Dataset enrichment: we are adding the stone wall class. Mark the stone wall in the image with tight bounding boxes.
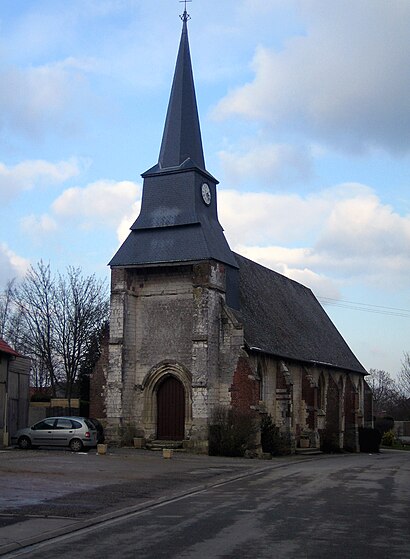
[102,261,370,453]
[252,356,367,452]
[104,261,247,449]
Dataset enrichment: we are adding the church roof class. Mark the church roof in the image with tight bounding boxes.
[233,253,367,374]
[109,222,238,268]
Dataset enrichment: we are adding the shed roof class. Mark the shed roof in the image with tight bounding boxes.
[233,253,366,374]
[0,338,20,357]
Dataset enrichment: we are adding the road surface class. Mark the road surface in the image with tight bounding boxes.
[5,451,410,559]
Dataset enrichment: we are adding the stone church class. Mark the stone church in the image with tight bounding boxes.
[93,11,372,452]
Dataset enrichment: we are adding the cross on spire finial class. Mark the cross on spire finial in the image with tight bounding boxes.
[180,0,191,22]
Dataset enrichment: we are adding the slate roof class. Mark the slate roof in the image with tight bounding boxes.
[109,222,238,268]
[144,17,206,176]
[0,338,20,357]
[109,16,237,270]
[233,253,367,374]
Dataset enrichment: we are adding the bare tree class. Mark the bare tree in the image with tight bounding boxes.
[12,262,60,394]
[367,369,399,416]
[397,352,410,398]
[393,352,410,420]
[53,267,109,399]
[11,261,109,398]
[0,279,16,340]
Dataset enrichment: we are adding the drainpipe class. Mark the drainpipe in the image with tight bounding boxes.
[2,359,10,446]
[2,355,16,447]
[3,390,8,446]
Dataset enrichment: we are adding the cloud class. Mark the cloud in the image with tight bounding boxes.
[0,158,83,203]
[318,192,410,259]
[116,213,137,244]
[0,243,29,287]
[219,142,312,186]
[17,178,141,246]
[218,183,410,294]
[235,243,341,299]
[51,179,141,231]
[214,1,410,153]
[0,58,94,141]
[17,178,141,252]
[218,188,329,245]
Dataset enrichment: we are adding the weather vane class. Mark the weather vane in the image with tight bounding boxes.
[180,0,192,22]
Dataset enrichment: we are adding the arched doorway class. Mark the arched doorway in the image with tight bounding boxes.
[156,375,185,440]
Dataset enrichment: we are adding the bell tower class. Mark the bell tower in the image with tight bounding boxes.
[110,11,237,271]
[105,9,240,450]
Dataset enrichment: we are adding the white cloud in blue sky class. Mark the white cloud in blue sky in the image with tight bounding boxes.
[1,0,409,375]
[214,1,410,154]
[0,158,82,202]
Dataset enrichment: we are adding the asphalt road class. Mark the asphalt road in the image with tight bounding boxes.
[4,451,410,559]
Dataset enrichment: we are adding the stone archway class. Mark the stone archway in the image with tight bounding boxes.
[141,362,192,440]
[156,375,185,440]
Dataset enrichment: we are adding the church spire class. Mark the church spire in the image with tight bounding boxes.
[109,8,237,273]
[157,9,205,171]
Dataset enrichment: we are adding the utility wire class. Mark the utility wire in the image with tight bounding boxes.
[318,297,410,318]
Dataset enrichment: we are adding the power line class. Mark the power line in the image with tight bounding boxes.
[318,297,410,318]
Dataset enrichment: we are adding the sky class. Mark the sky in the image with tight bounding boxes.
[1,0,409,376]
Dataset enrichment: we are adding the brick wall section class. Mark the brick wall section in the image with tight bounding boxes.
[230,356,260,412]
[217,305,244,409]
[89,326,110,419]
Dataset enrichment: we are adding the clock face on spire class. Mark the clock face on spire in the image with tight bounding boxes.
[201,183,211,206]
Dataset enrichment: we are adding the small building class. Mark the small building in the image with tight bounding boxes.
[95,11,371,452]
[0,339,30,446]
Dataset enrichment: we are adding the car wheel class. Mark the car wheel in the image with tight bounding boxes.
[18,436,32,450]
[69,438,83,452]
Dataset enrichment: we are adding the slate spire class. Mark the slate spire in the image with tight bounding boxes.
[157,14,205,172]
[109,10,238,277]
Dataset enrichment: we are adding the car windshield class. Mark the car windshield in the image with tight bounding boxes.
[84,418,96,430]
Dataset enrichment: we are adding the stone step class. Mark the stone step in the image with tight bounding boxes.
[295,447,323,456]
[146,440,187,451]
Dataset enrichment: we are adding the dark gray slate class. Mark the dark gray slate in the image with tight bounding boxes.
[110,223,237,268]
[233,253,366,374]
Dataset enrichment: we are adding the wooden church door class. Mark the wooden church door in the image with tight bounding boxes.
[156,376,185,440]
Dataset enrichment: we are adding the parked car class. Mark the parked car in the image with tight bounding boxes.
[12,417,98,452]
[398,436,410,446]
